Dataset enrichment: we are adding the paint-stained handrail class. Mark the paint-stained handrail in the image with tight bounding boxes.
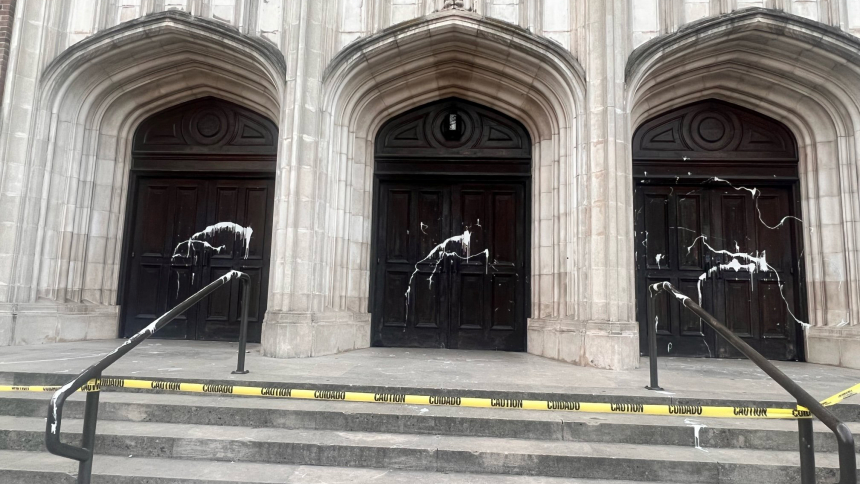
[650,282,857,484]
[45,271,251,484]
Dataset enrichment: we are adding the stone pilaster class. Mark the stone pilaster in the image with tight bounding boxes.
[262,0,370,358]
[528,0,639,370]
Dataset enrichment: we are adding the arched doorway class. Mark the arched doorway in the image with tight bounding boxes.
[120,97,277,342]
[633,100,807,360]
[371,98,531,351]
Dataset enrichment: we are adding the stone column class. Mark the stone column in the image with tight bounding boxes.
[262,0,370,359]
[578,0,638,369]
[528,0,639,370]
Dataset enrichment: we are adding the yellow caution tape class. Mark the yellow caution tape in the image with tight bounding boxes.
[0,385,64,392]
[2,378,857,420]
[819,382,860,407]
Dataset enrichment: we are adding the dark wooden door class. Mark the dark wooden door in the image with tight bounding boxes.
[124,178,207,339]
[635,184,800,359]
[635,184,717,358]
[123,177,274,342]
[709,186,799,359]
[373,181,526,350]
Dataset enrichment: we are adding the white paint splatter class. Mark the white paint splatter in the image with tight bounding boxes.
[405,229,489,320]
[173,222,254,260]
[685,419,708,452]
[655,254,665,270]
[420,222,429,234]
[710,177,803,230]
[684,237,809,329]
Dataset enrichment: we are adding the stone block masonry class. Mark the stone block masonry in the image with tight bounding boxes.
[0,0,14,106]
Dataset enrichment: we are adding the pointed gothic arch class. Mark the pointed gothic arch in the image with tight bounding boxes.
[626,8,860,365]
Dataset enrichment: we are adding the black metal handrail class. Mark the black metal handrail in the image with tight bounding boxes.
[649,282,857,484]
[45,271,251,484]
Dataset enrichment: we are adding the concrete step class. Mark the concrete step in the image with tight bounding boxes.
[0,450,676,484]
[2,392,859,453]
[1,416,858,484]
[7,370,860,422]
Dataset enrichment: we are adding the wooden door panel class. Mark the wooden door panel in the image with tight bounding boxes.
[676,194,705,271]
[711,185,798,359]
[760,280,789,339]
[198,179,274,342]
[491,192,517,266]
[677,278,704,336]
[386,190,411,263]
[382,271,410,328]
[123,177,273,342]
[491,274,517,330]
[244,187,270,261]
[724,279,754,337]
[450,183,525,351]
[458,273,485,330]
[373,181,526,351]
[374,183,449,347]
[123,179,206,339]
[635,185,716,357]
[209,185,240,261]
[644,192,670,271]
[139,185,170,256]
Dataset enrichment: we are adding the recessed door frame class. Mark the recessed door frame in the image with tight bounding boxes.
[369,98,533,351]
[632,99,809,361]
[633,176,808,360]
[118,97,278,341]
[117,171,276,341]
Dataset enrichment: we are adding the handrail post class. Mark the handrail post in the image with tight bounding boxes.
[232,273,251,375]
[77,374,101,484]
[798,417,815,484]
[646,316,663,391]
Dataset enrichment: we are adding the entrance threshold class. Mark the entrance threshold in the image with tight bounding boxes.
[2,340,859,406]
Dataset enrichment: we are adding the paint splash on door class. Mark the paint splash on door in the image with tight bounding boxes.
[710,177,804,230]
[173,222,254,260]
[404,229,490,321]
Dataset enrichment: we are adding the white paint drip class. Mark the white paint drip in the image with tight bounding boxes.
[685,236,809,329]
[173,222,254,260]
[685,419,708,452]
[710,177,804,230]
[655,254,665,270]
[405,229,490,320]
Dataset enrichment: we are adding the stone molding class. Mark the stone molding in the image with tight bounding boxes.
[627,7,860,83]
[261,311,371,358]
[806,325,860,369]
[527,319,640,370]
[41,10,286,82]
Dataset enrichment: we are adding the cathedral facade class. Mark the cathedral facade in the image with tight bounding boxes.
[1,0,859,369]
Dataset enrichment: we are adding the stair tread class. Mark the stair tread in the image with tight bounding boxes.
[0,450,676,484]
[3,415,857,469]
[3,391,857,434]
